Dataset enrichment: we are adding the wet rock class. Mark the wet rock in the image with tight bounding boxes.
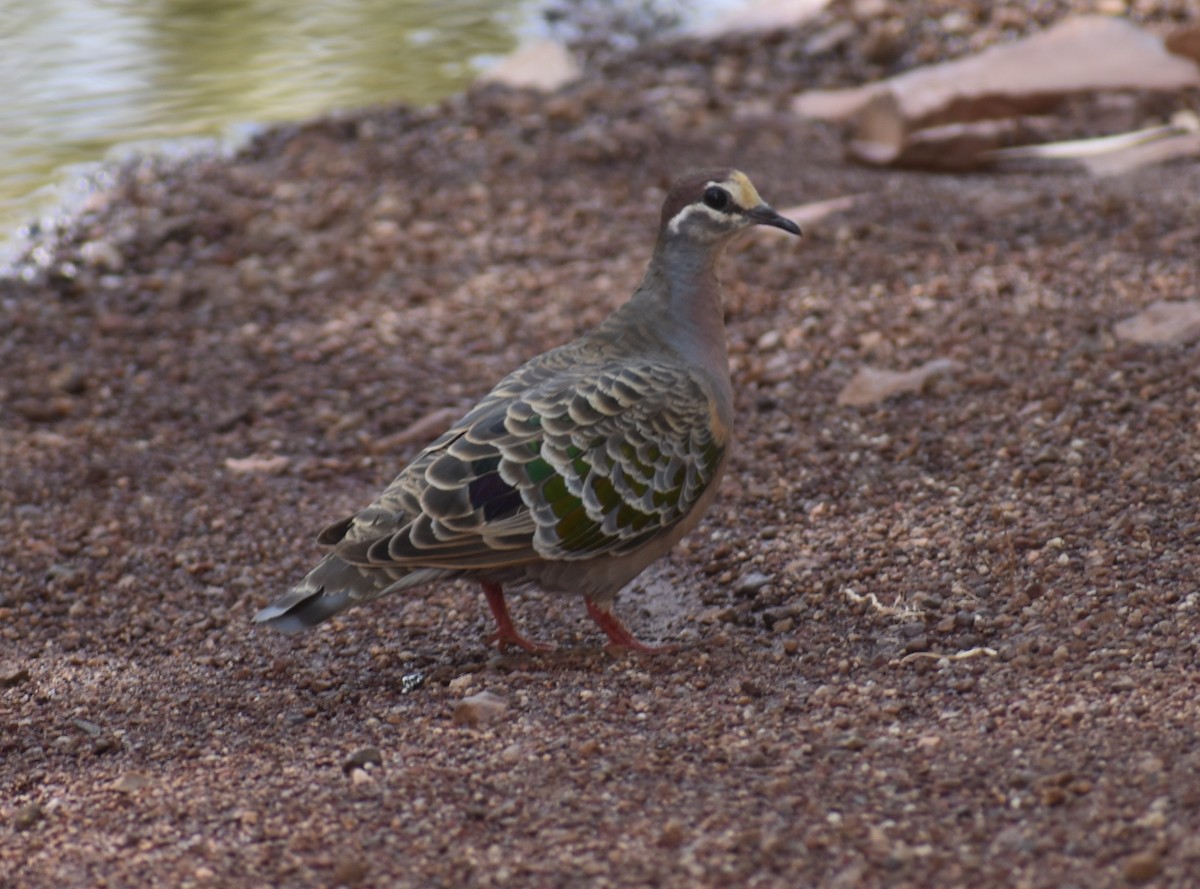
[479,40,579,92]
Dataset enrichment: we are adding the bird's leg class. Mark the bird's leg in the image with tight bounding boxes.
[585,597,678,654]
[481,582,554,653]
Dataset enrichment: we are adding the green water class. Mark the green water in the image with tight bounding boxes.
[0,0,525,237]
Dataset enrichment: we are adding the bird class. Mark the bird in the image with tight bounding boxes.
[254,168,801,653]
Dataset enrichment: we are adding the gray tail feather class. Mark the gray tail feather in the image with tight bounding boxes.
[253,554,447,634]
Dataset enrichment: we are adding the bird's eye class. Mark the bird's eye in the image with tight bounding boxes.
[703,186,730,211]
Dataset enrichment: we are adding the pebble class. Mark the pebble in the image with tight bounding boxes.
[1123,850,1163,883]
[72,718,102,737]
[111,772,152,794]
[332,859,368,886]
[903,634,931,655]
[1,666,30,688]
[657,819,687,848]
[447,673,475,692]
[735,571,772,596]
[452,691,509,727]
[576,739,602,758]
[341,746,384,775]
[13,802,42,831]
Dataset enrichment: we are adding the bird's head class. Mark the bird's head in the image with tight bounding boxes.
[659,169,802,245]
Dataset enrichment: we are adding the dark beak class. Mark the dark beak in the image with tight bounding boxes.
[746,203,802,236]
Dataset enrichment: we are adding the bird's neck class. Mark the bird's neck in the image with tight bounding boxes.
[603,235,732,392]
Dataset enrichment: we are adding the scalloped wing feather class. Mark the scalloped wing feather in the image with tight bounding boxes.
[323,351,728,573]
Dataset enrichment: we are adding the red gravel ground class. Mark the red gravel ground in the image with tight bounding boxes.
[4,3,1200,886]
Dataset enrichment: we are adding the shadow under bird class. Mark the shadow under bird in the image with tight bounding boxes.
[254,168,801,652]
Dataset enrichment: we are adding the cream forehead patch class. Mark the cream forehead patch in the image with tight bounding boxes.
[709,170,762,209]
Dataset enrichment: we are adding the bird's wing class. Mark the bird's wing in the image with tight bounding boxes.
[319,357,728,571]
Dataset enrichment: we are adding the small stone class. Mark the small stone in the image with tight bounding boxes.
[224,454,290,475]
[735,571,772,596]
[92,734,123,755]
[80,240,124,272]
[773,617,794,634]
[194,866,215,881]
[577,739,602,758]
[399,672,425,695]
[13,802,42,831]
[447,674,475,692]
[740,680,766,698]
[837,360,963,407]
[657,819,687,848]
[332,859,367,886]
[1040,786,1066,807]
[452,690,509,727]
[1123,850,1162,884]
[72,718,103,737]
[479,39,579,92]
[903,635,931,655]
[111,772,153,793]
[341,746,383,775]
[1,665,30,688]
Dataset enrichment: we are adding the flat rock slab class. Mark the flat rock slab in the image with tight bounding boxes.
[795,15,1200,168]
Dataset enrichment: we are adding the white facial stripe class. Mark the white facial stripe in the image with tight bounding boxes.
[667,202,739,235]
[665,171,765,235]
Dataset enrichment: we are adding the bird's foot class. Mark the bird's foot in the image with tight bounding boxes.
[585,597,678,654]
[485,627,556,654]
[482,581,554,653]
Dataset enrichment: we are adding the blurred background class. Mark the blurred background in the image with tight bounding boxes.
[0,0,744,242]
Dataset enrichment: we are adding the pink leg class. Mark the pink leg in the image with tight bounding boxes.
[481,582,554,653]
[585,597,677,654]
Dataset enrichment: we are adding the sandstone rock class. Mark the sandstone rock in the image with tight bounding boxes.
[837,359,963,407]
[479,40,579,92]
[1114,301,1200,346]
[688,0,828,38]
[794,16,1200,170]
[452,690,509,727]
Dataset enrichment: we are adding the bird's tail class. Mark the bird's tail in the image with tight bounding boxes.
[252,553,444,634]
